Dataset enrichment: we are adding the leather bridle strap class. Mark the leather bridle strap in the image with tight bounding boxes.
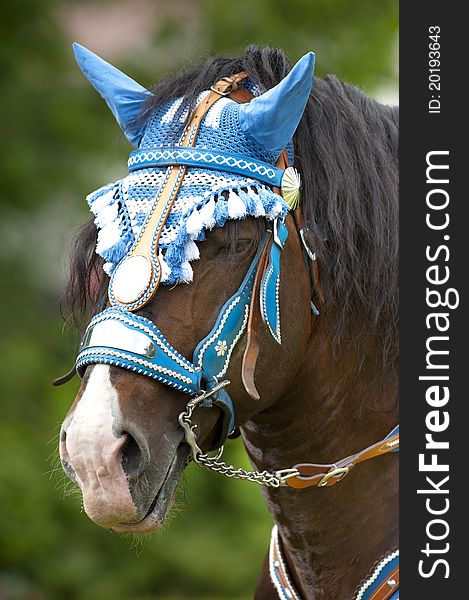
[286,430,399,489]
[241,231,272,400]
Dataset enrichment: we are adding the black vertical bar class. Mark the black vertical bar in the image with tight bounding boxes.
[400,2,465,597]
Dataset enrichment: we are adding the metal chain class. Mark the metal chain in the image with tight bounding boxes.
[178,382,299,488]
[195,453,298,488]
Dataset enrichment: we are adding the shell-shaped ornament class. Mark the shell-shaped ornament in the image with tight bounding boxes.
[281,167,301,210]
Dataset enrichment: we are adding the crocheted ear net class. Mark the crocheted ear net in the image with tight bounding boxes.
[87,89,292,285]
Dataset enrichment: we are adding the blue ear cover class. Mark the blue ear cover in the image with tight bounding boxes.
[73,43,152,146]
[238,52,315,154]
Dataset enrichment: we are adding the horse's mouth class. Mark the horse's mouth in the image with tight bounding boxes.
[112,443,189,534]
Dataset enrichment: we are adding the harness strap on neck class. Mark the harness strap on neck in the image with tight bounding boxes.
[286,427,399,489]
[269,524,301,600]
[270,523,400,600]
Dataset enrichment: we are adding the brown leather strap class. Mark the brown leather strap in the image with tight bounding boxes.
[286,432,399,489]
[368,565,399,600]
[241,234,272,399]
[291,204,325,307]
[112,72,250,310]
[52,364,78,387]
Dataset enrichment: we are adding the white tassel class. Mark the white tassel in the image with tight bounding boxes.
[180,261,193,283]
[89,188,116,214]
[96,221,121,253]
[227,190,246,219]
[158,253,171,282]
[94,202,119,228]
[103,262,113,275]
[198,197,216,229]
[186,208,204,237]
[184,240,200,261]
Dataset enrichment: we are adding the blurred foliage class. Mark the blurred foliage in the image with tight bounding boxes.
[0,1,397,599]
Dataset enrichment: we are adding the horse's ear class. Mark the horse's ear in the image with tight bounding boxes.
[238,52,315,154]
[73,43,152,147]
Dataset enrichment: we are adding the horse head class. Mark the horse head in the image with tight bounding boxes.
[59,45,316,532]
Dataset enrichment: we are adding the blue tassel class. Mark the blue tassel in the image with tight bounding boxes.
[239,188,257,214]
[101,238,127,263]
[214,199,229,227]
[134,212,146,226]
[120,226,134,253]
[165,242,186,268]
[259,188,277,214]
[165,223,188,268]
[167,265,182,284]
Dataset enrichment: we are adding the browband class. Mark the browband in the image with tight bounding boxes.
[128,146,285,188]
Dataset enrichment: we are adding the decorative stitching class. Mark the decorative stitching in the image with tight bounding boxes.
[354,550,399,600]
[261,264,282,344]
[215,304,250,379]
[76,348,194,387]
[86,309,195,372]
[269,525,300,600]
[128,147,282,184]
[196,296,242,368]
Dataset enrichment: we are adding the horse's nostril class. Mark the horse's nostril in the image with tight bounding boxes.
[121,432,145,478]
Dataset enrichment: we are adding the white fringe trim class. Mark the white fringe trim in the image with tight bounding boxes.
[184,240,200,261]
[227,190,247,218]
[186,207,204,238]
[96,221,121,254]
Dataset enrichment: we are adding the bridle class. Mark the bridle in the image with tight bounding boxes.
[68,70,400,599]
[74,71,399,489]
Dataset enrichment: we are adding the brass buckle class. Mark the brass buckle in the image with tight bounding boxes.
[211,77,238,96]
[317,466,350,487]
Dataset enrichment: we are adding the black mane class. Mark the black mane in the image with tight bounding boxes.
[66,45,398,370]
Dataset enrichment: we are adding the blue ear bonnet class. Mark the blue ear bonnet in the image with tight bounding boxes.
[76,44,314,285]
[88,93,292,284]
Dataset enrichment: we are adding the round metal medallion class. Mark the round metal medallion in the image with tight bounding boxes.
[111,254,153,304]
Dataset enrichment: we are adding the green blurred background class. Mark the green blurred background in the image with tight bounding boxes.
[0,1,398,599]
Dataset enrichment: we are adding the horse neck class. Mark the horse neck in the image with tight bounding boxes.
[241,315,399,599]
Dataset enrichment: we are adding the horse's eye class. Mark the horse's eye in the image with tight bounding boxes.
[215,239,253,257]
[233,239,253,253]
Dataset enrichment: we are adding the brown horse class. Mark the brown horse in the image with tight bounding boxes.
[59,45,398,599]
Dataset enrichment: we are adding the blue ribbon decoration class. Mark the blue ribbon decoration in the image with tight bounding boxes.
[260,219,289,344]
